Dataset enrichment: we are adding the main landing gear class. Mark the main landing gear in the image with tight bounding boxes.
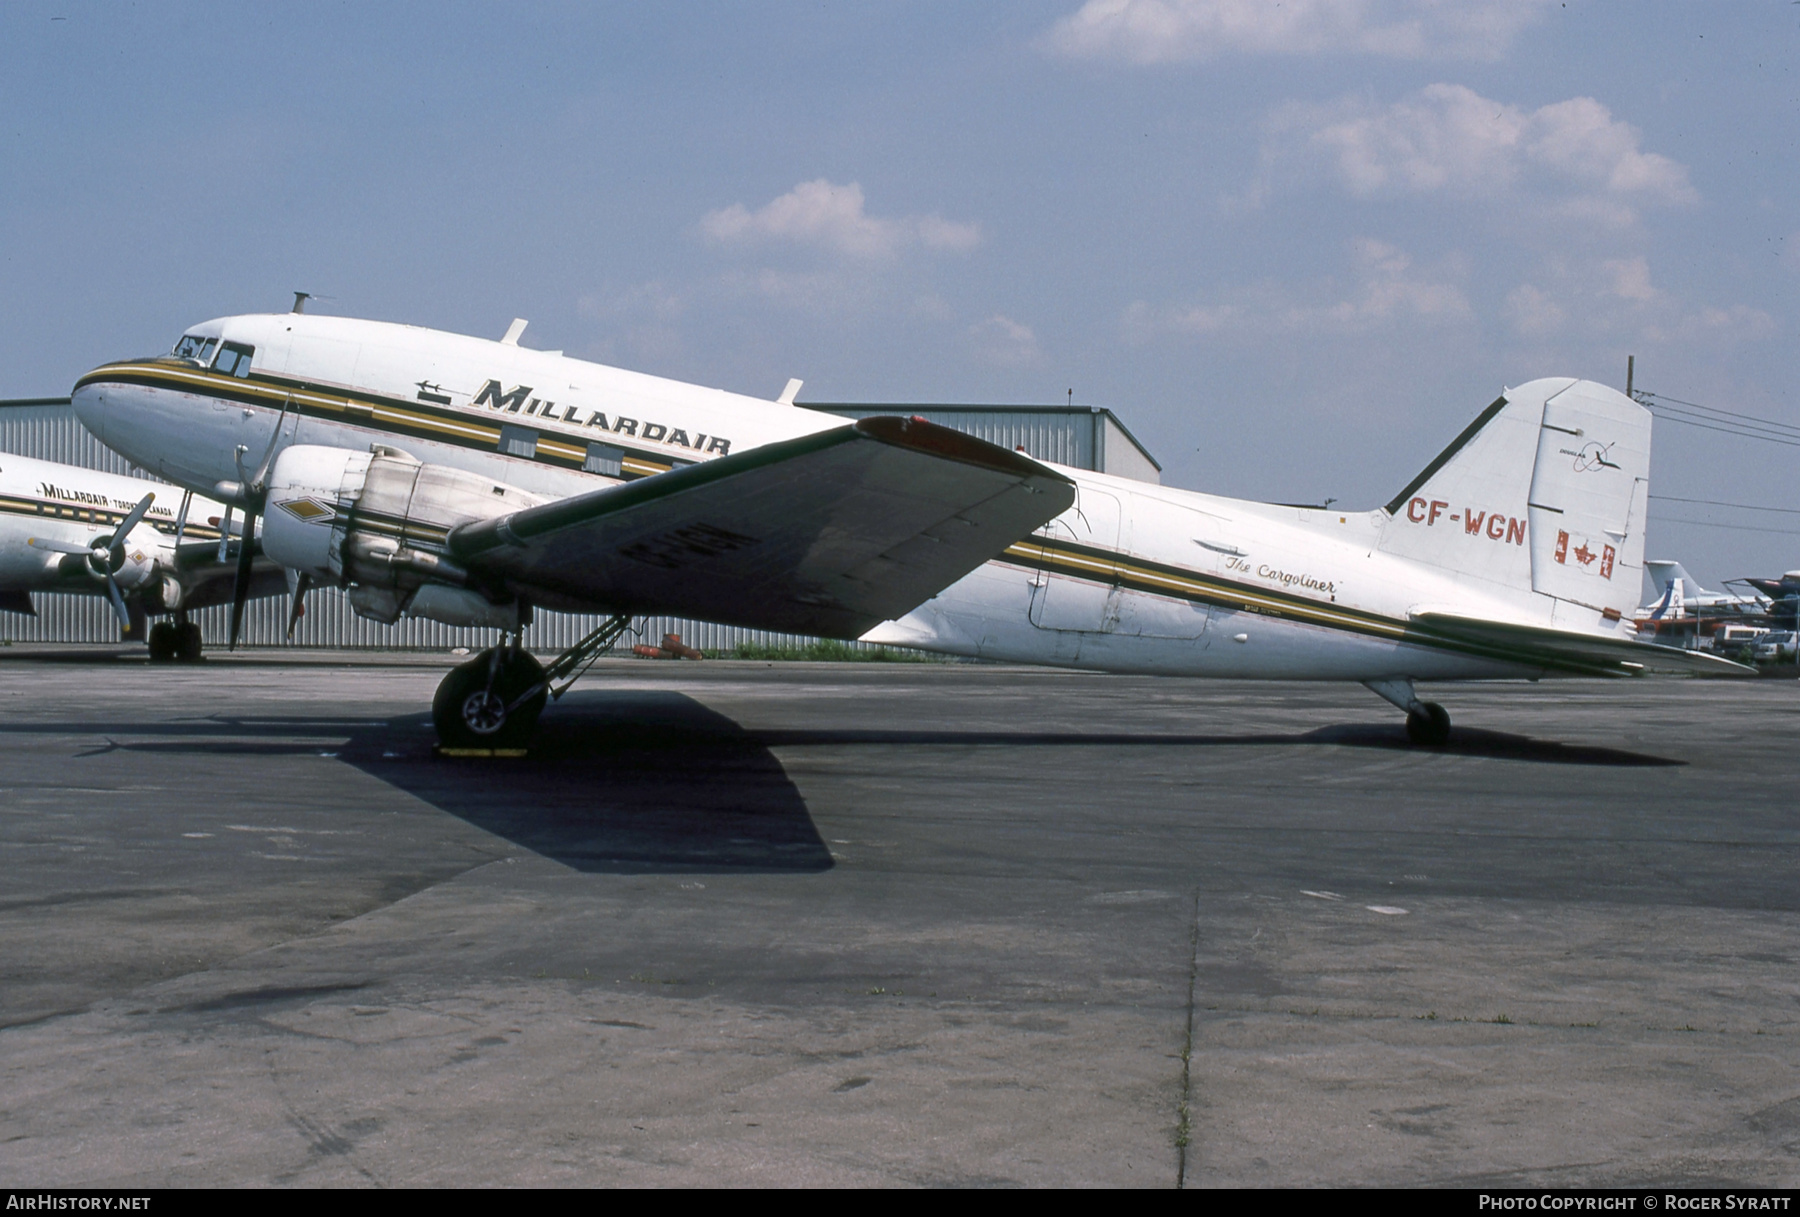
[1363,678,1452,747]
[146,616,204,663]
[431,613,634,751]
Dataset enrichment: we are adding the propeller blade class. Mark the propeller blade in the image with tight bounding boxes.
[107,492,157,568]
[112,493,156,546]
[228,510,257,650]
[217,505,233,565]
[174,489,192,546]
[104,575,131,628]
[250,397,294,489]
[27,536,94,556]
[285,571,312,640]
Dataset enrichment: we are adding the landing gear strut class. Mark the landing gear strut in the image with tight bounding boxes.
[1364,678,1452,747]
[431,614,634,750]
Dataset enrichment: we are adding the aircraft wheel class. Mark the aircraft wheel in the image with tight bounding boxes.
[146,622,177,663]
[432,649,547,750]
[174,622,204,663]
[1405,702,1452,747]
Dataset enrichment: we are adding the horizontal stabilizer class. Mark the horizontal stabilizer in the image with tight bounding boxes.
[451,416,1077,637]
[1410,611,1754,678]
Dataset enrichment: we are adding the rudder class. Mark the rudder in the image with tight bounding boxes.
[1377,378,1650,627]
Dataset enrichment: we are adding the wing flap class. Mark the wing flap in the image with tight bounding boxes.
[1411,610,1754,677]
[450,416,1076,637]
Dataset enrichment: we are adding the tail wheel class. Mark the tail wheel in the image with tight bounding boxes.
[432,648,548,749]
[1405,702,1452,747]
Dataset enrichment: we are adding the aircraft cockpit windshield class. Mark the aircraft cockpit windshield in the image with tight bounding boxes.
[170,334,254,377]
[211,341,255,378]
[171,334,216,365]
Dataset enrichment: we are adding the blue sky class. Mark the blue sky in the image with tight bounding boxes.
[4,1,1794,585]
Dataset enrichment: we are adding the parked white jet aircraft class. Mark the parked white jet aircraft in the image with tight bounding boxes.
[1641,560,1769,617]
[72,308,1741,748]
[71,309,1077,745]
[0,452,283,659]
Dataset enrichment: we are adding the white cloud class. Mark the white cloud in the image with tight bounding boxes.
[1126,237,1470,342]
[700,179,981,262]
[1502,284,1565,337]
[1602,256,1657,303]
[1502,258,1773,347]
[1041,0,1551,64]
[1261,85,1696,218]
[968,314,1042,366]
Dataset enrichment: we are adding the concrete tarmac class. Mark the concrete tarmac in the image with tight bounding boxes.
[0,648,1796,1188]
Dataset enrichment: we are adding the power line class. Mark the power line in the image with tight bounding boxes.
[1649,515,1800,537]
[1635,390,1800,448]
[1637,391,1800,437]
[1650,495,1800,515]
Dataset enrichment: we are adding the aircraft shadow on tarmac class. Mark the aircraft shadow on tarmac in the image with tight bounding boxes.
[725,722,1683,768]
[353,692,840,874]
[36,686,1680,874]
[53,692,837,875]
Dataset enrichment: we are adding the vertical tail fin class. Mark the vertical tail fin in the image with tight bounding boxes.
[1378,377,1651,627]
[1645,559,1707,600]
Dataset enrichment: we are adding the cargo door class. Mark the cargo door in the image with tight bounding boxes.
[1028,487,1122,632]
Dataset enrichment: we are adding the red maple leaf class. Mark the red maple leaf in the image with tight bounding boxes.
[1574,542,1595,565]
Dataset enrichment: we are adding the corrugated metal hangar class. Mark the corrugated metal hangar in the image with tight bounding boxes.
[0,396,1162,651]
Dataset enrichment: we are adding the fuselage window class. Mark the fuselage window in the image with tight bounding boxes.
[583,442,623,477]
[213,341,256,378]
[498,424,538,459]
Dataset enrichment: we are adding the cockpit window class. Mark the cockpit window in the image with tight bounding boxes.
[212,341,255,378]
[172,334,209,360]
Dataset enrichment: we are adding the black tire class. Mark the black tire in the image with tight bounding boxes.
[432,649,548,750]
[1405,701,1452,747]
[146,622,177,663]
[174,622,204,663]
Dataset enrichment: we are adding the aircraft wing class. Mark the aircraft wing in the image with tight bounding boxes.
[1409,611,1755,677]
[448,416,1077,637]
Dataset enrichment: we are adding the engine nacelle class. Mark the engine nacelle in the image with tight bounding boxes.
[85,522,166,591]
[262,445,545,626]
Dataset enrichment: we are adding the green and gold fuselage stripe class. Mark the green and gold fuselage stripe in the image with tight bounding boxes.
[0,491,222,540]
[999,535,1625,677]
[74,361,682,481]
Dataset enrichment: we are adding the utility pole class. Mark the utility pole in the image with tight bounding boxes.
[1626,354,1635,399]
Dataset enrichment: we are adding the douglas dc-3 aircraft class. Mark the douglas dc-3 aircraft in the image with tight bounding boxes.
[0,451,283,659]
[71,308,1078,745]
[71,306,1743,748]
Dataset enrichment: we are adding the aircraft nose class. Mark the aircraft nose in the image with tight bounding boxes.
[70,376,109,443]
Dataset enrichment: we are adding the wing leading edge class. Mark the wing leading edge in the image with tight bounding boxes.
[449,416,1077,637]
[1409,611,1754,677]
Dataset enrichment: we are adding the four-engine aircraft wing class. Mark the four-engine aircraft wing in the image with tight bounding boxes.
[448,416,1076,638]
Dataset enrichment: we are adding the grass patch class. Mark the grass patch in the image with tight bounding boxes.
[727,640,938,662]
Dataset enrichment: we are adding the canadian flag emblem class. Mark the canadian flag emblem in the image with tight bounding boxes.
[1554,531,1616,579]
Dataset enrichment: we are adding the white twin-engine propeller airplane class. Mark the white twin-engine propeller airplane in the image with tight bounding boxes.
[72,311,1079,746]
[71,308,1744,748]
[0,451,285,659]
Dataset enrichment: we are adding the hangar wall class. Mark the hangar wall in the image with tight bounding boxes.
[0,397,1162,650]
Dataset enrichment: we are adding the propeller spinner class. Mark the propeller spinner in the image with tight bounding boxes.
[28,492,157,627]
